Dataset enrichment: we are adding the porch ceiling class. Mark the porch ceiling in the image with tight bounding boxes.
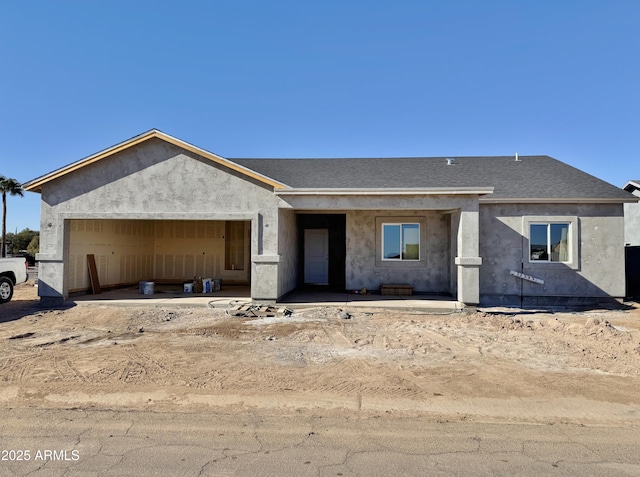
[277,189,489,211]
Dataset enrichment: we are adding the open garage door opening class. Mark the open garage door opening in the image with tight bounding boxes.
[66,219,251,296]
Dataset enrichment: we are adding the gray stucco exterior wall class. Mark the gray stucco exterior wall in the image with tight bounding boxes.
[31,134,628,309]
[277,208,298,298]
[36,138,284,304]
[344,210,450,293]
[479,203,626,306]
[624,187,640,246]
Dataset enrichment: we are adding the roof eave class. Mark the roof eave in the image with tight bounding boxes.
[275,187,495,196]
[479,197,639,204]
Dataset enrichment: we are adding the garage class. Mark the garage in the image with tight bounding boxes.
[23,130,288,305]
[66,219,250,294]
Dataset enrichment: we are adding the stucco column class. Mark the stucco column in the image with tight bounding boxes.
[35,206,68,306]
[250,213,281,302]
[454,204,482,306]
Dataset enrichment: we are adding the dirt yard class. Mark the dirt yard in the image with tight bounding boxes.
[2,282,640,425]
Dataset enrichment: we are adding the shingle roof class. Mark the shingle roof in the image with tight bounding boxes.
[231,155,633,200]
[22,128,635,203]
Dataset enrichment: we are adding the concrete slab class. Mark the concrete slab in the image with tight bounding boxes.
[70,285,461,312]
[280,290,462,312]
[72,284,251,308]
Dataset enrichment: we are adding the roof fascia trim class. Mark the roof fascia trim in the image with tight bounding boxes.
[23,129,288,192]
[480,197,639,204]
[275,187,495,196]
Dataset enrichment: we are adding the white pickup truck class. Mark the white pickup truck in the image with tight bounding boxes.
[0,257,29,303]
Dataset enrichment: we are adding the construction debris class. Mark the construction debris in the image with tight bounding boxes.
[226,303,293,318]
[337,310,351,320]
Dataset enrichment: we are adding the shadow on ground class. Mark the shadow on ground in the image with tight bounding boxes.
[0,299,76,324]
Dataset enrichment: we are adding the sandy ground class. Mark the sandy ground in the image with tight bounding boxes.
[1,282,640,425]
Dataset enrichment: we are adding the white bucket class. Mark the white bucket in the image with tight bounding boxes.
[202,278,212,293]
[183,283,193,293]
[139,281,154,295]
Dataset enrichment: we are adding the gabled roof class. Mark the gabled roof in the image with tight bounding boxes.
[23,130,635,203]
[232,155,634,201]
[23,129,288,192]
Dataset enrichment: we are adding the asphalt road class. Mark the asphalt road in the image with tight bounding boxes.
[1,408,639,476]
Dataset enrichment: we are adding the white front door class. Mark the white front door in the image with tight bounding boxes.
[304,229,329,285]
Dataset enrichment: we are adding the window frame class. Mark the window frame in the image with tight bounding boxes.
[381,222,421,262]
[523,216,579,270]
[529,222,571,263]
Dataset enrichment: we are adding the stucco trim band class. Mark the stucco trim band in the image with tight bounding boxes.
[252,255,281,263]
[35,253,60,261]
[455,257,483,266]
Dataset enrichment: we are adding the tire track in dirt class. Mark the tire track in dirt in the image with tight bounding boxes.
[354,358,425,399]
[119,359,147,384]
[418,329,480,358]
[324,328,353,347]
[304,357,419,400]
[65,359,89,382]
[52,355,102,384]
[261,318,469,400]
[296,319,476,400]
[0,354,43,383]
[92,366,122,383]
[123,345,203,387]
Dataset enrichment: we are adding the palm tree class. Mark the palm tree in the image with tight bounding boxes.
[0,176,24,257]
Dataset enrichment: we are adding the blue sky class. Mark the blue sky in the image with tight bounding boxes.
[1,1,638,232]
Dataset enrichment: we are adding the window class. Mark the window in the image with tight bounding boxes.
[382,223,420,260]
[530,223,570,262]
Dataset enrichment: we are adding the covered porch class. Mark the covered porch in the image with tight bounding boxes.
[277,187,491,308]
